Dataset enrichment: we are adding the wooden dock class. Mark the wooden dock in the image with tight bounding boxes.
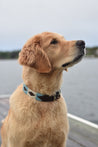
[0,97,98,147]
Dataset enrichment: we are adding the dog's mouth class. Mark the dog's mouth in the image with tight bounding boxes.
[62,53,84,69]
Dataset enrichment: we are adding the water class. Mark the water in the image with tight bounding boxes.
[0,58,98,124]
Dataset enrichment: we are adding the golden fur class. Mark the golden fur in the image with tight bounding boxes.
[1,32,84,147]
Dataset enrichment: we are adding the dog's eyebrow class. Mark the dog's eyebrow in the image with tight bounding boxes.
[62,36,66,40]
[58,35,65,39]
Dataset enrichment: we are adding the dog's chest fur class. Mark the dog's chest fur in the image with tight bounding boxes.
[9,85,68,147]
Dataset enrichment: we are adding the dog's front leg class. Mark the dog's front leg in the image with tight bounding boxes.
[1,124,8,147]
[1,110,11,147]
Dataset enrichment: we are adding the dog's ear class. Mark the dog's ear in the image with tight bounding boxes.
[18,36,52,73]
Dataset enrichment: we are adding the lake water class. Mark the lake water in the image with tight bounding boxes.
[0,58,98,124]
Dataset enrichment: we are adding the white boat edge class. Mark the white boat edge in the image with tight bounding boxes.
[0,95,11,98]
[68,113,98,129]
[0,95,98,129]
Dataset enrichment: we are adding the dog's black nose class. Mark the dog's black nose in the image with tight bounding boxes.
[76,40,85,49]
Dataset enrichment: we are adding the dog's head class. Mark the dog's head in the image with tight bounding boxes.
[19,32,85,73]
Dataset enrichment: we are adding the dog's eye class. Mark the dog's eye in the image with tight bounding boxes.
[50,39,58,45]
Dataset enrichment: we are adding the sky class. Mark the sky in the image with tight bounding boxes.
[0,0,98,51]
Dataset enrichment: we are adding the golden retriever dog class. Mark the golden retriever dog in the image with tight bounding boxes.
[1,32,85,147]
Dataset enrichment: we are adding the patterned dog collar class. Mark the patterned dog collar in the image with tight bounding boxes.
[23,83,61,102]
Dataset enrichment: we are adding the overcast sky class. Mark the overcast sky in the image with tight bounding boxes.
[0,0,98,51]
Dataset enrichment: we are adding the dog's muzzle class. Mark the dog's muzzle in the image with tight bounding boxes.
[62,40,86,68]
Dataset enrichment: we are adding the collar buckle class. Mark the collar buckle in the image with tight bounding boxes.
[54,95,57,101]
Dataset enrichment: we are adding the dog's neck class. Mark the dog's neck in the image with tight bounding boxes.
[22,66,63,95]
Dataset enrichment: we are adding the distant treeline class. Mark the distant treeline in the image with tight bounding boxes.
[0,47,98,59]
[0,50,20,59]
[86,47,98,57]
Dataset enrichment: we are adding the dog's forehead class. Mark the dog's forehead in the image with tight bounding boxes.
[24,32,65,47]
[41,32,64,40]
